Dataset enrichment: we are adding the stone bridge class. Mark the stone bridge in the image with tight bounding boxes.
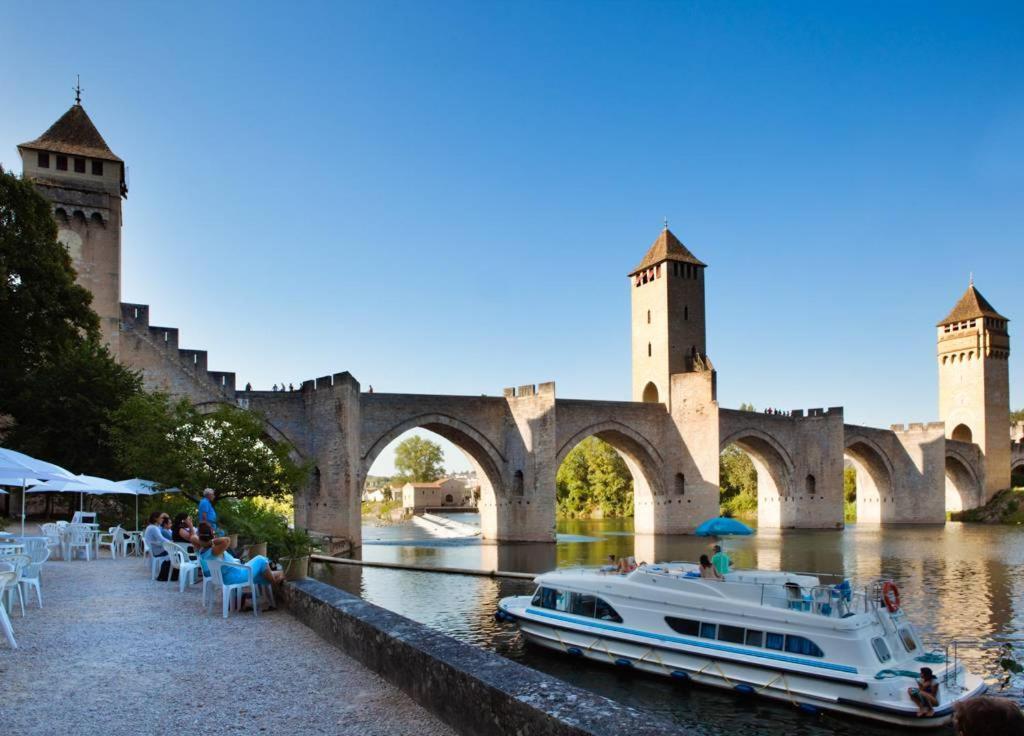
[121,301,992,550]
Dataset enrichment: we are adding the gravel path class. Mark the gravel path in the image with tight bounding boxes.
[1,551,457,736]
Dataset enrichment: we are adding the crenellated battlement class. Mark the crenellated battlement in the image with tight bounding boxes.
[297,371,359,392]
[118,301,238,404]
[503,382,555,399]
[889,421,946,434]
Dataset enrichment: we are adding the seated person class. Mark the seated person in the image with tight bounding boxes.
[602,554,617,572]
[143,511,168,558]
[908,667,940,717]
[699,554,724,580]
[159,514,173,540]
[172,514,198,547]
[196,522,284,598]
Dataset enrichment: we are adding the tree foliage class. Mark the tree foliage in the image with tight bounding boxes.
[111,395,307,501]
[1011,408,1024,424]
[556,437,633,518]
[0,169,139,472]
[719,445,758,516]
[393,435,445,484]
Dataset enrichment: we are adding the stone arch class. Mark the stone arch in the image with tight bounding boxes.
[719,427,795,528]
[642,381,659,403]
[945,451,981,514]
[1011,458,1024,487]
[844,435,896,523]
[361,412,506,536]
[556,419,666,533]
[951,423,973,443]
[54,207,68,221]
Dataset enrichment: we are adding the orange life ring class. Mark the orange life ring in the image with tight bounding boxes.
[882,581,901,613]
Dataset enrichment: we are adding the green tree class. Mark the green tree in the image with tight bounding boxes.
[556,437,634,518]
[738,402,757,412]
[393,435,445,483]
[5,339,141,477]
[0,169,99,396]
[1010,408,1024,423]
[719,445,758,515]
[112,397,307,501]
[844,465,857,503]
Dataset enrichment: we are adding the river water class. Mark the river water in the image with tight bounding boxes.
[312,517,1024,735]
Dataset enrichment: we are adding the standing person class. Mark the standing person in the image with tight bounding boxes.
[198,488,219,533]
[711,544,731,577]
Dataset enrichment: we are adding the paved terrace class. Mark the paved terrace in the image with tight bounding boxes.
[2,552,455,736]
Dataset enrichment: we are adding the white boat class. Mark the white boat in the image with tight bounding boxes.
[497,563,986,728]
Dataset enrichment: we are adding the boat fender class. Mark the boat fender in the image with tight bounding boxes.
[733,684,755,695]
[670,670,690,681]
[566,647,583,657]
[882,581,901,613]
[797,703,819,715]
[494,610,506,622]
[614,658,633,668]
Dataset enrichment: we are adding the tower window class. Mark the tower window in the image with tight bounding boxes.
[56,155,68,171]
[684,306,689,321]
[91,160,103,176]
[73,157,86,173]
[647,310,651,324]
[37,152,49,168]
[648,342,652,357]
[806,475,816,494]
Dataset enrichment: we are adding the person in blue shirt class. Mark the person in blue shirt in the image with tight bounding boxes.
[198,488,219,532]
[196,522,283,606]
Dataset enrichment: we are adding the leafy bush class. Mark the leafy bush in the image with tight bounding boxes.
[216,497,289,544]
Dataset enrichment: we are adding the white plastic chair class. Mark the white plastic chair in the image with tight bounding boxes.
[98,526,125,559]
[141,536,167,579]
[0,570,17,648]
[205,558,261,618]
[0,554,30,617]
[66,525,93,561]
[18,545,49,609]
[40,523,62,560]
[167,543,200,592]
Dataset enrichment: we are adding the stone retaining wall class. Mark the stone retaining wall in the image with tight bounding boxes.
[284,578,689,736]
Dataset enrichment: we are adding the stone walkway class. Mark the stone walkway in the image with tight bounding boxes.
[1,552,456,736]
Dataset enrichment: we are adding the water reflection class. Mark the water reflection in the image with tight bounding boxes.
[315,518,1024,735]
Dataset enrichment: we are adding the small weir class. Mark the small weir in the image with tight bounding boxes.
[411,512,481,538]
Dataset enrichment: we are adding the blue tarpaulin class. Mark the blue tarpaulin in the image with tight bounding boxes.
[694,516,754,536]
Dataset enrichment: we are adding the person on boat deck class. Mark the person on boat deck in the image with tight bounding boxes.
[196,522,284,594]
[699,554,724,580]
[908,667,939,717]
[711,544,731,576]
[603,554,617,572]
[953,695,1024,735]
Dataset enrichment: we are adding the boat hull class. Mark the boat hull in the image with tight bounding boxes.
[505,607,986,729]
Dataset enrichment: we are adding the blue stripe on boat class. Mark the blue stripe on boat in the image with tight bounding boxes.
[524,608,859,675]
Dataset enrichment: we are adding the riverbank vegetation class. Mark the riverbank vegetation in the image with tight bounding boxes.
[952,488,1024,524]
[557,437,633,518]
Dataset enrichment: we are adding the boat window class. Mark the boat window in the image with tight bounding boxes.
[872,637,892,663]
[555,590,571,612]
[766,633,784,650]
[898,627,919,653]
[665,617,700,636]
[531,587,542,606]
[717,625,745,644]
[570,593,597,618]
[595,598,623,623]
[533,587,559,610]
[700,622,717,639]
[784,635,824,657]
[745,630,763,647]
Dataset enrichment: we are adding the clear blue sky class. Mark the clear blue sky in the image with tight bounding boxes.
[2,2,1022,474]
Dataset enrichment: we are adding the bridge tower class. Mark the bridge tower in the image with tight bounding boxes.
[629,226,708,409]
[937,281,1011,501]
[18,96,127,357]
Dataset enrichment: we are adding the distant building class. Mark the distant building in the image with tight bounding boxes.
[402,478,470,511]
[362,488,391,503]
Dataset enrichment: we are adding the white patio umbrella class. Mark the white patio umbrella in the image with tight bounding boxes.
[116,479,181,530]
[0,448,78,534]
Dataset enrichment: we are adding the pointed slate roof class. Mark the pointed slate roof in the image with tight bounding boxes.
[18,104,122,162]
[629,228,706,275]
[938,283,1007,326]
